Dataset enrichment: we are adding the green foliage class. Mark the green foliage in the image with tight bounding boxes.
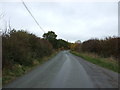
[43,31,58,49]
[57,39,70,49]
[71,51,119,73]
[2,64,31,85]
[43,31,70,49]
[43,31,57,40]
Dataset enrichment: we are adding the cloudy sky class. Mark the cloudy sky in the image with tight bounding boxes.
[0,1,118,42]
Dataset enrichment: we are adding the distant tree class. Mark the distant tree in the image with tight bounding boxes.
[43,31,57,40]
[43,31,58,49]
[57,39,69,49]
[43,31,70,49]
[70,42,81,52]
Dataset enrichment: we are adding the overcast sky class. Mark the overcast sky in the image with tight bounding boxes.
[0,1,118,42]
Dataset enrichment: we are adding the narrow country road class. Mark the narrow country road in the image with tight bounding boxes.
[4,51,118,88]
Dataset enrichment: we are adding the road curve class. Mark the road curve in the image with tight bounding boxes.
[4,50,118,88]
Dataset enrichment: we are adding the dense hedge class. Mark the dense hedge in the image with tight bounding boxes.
[81,37,120,59]
[2,29,53,69]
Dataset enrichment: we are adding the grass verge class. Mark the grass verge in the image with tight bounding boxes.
[2,50,59,86]
[70,51,119,73]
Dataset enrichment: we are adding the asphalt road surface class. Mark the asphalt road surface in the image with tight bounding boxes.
[4,51,118,88]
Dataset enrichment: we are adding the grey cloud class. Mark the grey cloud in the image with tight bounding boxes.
[1,2,118,42]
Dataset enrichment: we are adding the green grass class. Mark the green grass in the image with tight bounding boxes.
[3,65,30,85]
[70,51,119,73]
[2,51,59,86]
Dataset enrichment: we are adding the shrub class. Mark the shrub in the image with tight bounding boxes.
[2,29,53,69]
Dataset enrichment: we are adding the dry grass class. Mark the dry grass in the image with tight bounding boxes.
[71,51,119,73]
[82,52,118,64]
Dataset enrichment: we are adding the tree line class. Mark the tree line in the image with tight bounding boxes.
[43,31,70,49]
[2,29,70,69]
[71,37,120,60]
[2,28,119,69]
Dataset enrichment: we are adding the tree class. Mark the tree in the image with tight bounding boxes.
[70,42,81,52]
[43,31,58,49]
[57,39,70,49]
[43,31,57,40]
